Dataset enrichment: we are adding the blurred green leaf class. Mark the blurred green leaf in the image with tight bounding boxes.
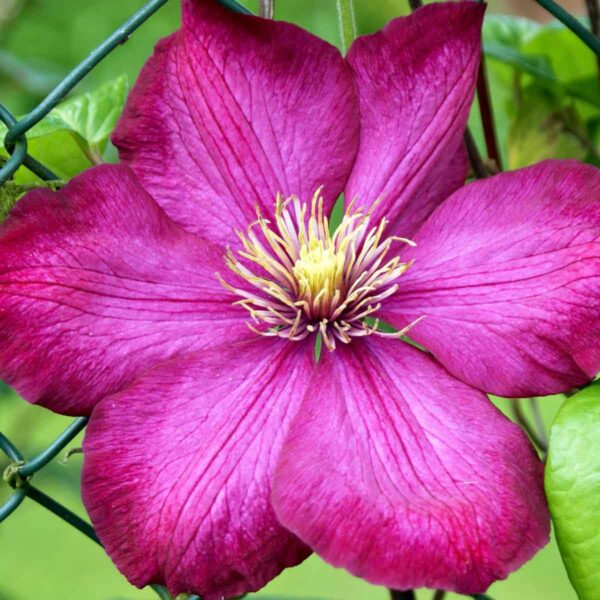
[525,22,600,120]
[0,49,63,96]
[564,76,600,109]
[483,14,553,80]
[484,15,600,111]
[484,14,596,86]
[507,87,589,169]
[546,384,600,600]
[483,14,541,48]
[484,41,554,81]
[523,21,597,85]
[482,14,600,168]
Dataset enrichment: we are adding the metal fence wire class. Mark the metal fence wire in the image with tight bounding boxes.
[1,0,599,599]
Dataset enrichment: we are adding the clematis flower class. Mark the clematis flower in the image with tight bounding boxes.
[1,0,599,598]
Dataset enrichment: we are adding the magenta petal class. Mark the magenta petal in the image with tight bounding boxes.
[384,160,600,397]
[345,2,483,237]
[0,165,248,415]
[272,337,549,594]
[82,338,313,599]
[113,0,359,247]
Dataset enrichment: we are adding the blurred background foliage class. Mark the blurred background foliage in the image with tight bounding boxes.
[1,0,599,598]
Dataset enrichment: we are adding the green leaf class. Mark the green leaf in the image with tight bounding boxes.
[19,74,129,158]
[0,75,128,182]
[0,75,128,146]
[546,383,600,600]
[507,87,589,169]
[38,74,128,147]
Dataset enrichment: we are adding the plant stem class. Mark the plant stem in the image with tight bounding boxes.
[587,0,600,38]
[407,0,423,9]
[433,591,446,600]
[585,0,600,74]
[150,585,173,600]
[336,0,357,54]
[259,0,274,19]
[510,399,548,453]
[390,591,415,600]
[528,397,549,452]
[535,0,600,57]
[476,57,502,170]
[464,129,489,178]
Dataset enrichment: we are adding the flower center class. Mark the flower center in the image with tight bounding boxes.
[293,238,345,319]
[294,242,344,298]
[220,190,416,351]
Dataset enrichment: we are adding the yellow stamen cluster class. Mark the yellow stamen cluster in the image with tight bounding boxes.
[294,241,345,318]
[220,190,416,351]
